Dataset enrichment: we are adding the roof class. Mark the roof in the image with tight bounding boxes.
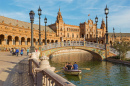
[109,33,130,37]
[0,16,55,33]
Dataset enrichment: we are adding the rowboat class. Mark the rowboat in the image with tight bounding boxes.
[63,67,82,75]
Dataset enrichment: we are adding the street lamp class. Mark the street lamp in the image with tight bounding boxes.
[29,10,35,53]
[104,5,109,44]
[95,16,98,43]
[113,27,115,43]
[44,16,47,45]
[38,6,42,45]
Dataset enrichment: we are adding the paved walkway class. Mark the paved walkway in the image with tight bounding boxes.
[0,51,33,86]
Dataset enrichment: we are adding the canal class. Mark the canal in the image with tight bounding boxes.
[50,60,130,86]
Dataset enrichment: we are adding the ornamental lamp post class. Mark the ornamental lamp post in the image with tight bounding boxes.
[104,5,109,44]
[95,16,98,43]
[38,6,42,45]
[44,16,47,45]
[29,10,35,53]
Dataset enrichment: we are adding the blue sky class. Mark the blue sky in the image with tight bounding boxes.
[0,0,130,33]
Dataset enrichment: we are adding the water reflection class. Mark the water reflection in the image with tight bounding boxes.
[50,60,130,86]
[64,75,82,81]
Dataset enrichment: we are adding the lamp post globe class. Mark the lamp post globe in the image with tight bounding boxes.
[104,5,109,44]
[44,17,47,45]
[95,16,98,43]
[29,10,35,53]
[44,17,47,23]
[38,6,42,16]
[38,6,42,45]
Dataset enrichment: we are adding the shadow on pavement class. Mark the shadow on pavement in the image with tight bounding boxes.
[3,58,34,86]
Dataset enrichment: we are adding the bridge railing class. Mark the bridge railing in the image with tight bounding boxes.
[28,52,75,86]
[41,41,106,51]
[109,47,119,55]
[85,42,105,50]
[35,68,75,86]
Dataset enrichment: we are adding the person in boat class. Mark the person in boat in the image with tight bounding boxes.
[73,62,78,70]
[66,62,72,70]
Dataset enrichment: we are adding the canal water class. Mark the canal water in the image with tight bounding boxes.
[49,60,130,86]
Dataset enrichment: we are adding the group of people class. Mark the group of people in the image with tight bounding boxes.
[10,48,25,56]
[65,62,78,70]
[10,48,38,56]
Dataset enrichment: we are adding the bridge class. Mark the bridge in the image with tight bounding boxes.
[28,41,118,86]
[40,41,118,60]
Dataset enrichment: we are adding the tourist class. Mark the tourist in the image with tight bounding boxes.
[20,49,23,56]
[10,48,12,53]
[65,62,68,69]
[16,48,19,56]
[66,63,72,70]
[27,48,29,55]
[12,48,14,55]
[35,48,38,52]
[73,62,78,70]
[65,62,68,67]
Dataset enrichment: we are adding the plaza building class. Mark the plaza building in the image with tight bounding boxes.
[0,8,129,50]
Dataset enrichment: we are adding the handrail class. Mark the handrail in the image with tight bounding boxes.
[35,68,75,86]
[29,55,75,86]
[41,41,106,51]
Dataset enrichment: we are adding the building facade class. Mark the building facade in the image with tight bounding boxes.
[0,8,129,50]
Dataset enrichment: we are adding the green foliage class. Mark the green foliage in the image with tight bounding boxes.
[113,41,130,60]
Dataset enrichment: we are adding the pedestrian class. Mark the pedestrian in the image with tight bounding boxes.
[16,48,19,56]
[27,48,29,55]
[12,48,14,55]
[10,48,12,53]
[35,48,38,52]
[20,49,23,56]
[73,62,78,70]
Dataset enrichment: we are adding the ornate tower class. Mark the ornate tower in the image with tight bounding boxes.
[100,18,106,37]
[56,8,63,23]
[56,8,64,37]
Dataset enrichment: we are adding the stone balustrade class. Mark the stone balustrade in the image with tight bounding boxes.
[28,51,75,86]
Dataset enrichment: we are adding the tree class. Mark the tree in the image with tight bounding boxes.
[113,40,130,60]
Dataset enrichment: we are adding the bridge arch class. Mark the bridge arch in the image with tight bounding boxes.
[49,48,102,62]
[40,41,117,60]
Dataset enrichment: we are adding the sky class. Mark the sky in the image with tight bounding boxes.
[0,0,130,33]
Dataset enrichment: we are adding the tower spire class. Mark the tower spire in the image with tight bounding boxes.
[59,6,60,12]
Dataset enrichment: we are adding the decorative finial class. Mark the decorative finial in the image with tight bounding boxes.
[59,6,60,12]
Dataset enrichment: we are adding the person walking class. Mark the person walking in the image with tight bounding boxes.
[16,48,19,56]
[20,49,23,56]
[27,48,29,55]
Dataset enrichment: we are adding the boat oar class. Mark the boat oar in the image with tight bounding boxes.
[79,68,90,70]
[54,69,62,73]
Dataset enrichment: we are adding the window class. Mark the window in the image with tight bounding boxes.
[77,35,78,38]
[67,33,69,37]
[72,33,74,38]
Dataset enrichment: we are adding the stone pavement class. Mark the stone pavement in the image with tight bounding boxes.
[0,51,33,86]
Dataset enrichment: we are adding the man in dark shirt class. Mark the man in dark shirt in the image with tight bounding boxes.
[66,63,72,70]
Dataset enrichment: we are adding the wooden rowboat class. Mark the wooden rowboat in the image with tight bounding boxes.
[63,67,82,75]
